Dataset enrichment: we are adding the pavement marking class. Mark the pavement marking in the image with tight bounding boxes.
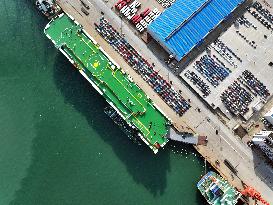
[205,121,246,160]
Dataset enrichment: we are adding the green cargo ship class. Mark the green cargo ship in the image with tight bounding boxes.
[44,13,170,153]
[197,171,241,205]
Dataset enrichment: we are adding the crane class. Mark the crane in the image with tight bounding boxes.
[240,186,270,205]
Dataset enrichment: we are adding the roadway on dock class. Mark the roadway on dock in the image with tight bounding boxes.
[55,0,273,203]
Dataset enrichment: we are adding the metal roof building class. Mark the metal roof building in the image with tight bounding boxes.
[147,0,246,61]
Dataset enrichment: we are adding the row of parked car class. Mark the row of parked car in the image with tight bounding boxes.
[211,39,240,68]
[194,55,230,88]
[221,81,254,116]
[235,30,257,49]
[115,0,161,33]
[184,71,211,98]
[237,16,258,30]
[95,17,191,116]
[156,0,175,8]
[240,70,270,99]
[252,1,273,25]
[249,9,272,30]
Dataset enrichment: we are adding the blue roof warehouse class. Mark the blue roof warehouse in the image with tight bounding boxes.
[147,0,246,61]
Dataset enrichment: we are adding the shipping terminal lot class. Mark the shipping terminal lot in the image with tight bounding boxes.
[48,0,273,204]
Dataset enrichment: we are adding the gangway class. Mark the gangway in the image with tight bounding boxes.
[167,128,207,145]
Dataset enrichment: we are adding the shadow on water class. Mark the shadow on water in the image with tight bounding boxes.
[10,53,171,205]
[195,190,210,205]
[51,53,171,196]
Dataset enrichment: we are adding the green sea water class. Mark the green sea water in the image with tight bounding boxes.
[0,0,208,204]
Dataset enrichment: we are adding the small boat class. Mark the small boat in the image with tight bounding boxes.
[35,0,61,19]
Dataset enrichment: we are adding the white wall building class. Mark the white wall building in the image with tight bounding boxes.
[264,107,273,125]
[252,131,273,162]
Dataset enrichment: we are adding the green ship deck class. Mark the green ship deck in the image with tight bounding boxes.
[197,171,241,205]
[44,13,169,152]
